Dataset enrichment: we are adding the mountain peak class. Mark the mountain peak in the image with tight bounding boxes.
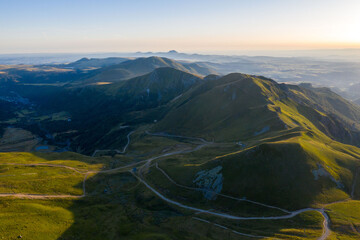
[168,50,178,54]
[76,57,90,62]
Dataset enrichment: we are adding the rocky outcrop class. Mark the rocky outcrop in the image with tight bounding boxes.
[193,166,223,200]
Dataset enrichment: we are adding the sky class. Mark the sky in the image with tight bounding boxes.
[0,0,360,54]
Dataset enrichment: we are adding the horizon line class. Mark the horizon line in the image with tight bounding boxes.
[1,48,360,56]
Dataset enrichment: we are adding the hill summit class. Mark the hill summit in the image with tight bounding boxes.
[78,56,216,85]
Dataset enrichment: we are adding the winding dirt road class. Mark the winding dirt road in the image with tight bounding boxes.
[91,130,135,157]
[0,133,210,199]
[155,162,291,214]
[0,131,338,239]
[133,170,331,239]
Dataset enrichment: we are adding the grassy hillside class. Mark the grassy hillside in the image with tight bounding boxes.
[101,67,203,106]
[0,151,327,240]
[64,57,131,69]
[80,56,216,84]
[0,164,84,195]
[0,65,92,84]
[147,132,358,210]
[155,73,360,146]
[153,74,283,141]
[0,152,109,195]
[146,73,360,211]
[326,200,360,239]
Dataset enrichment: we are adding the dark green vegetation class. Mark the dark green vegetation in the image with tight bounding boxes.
[2,56,360,239]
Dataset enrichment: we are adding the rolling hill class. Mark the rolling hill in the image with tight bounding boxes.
[63,57,131,69]
[143,72,360,211]
[78,56,217,84]
[0,56,216,86]
[154,73,360,145]
[101,67,203,105]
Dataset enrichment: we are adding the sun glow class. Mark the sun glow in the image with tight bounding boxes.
[336,15,360,44]
[345,30,360,43]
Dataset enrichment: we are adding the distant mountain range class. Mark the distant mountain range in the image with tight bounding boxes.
[75,56,216,85]
[0,56,217,86]
[2,52,360,103]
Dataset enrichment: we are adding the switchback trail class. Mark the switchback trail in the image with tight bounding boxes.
[0,193,82,199]
[0,132,212,200]
[351,167,360,198]
[91,130,135,157]
[1,162,85,174]
[133,172,331,239]
[145,131,211,144]
[0,132,333,239]
[155,162,291,214]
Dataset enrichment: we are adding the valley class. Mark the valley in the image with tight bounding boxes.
[1,55,360,239]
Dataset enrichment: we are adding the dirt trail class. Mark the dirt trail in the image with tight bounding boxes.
[155,162,291,214]
[1,162,85,174]
[133,171,330,239]
[0,132,333,239]
[351,167,360,198]
[0,132,209,200]
[91,131,135,157]
[0,193,82,199]
[145,131,211,144]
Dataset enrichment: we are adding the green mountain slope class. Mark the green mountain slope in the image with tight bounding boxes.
[154,73,284,141]
[154,73,360,145]
[8,67,203,154]
[149,73,360,210]
[80,56,216,84]
[64,57,131,69]
[154,131,360,210]
[101,67,203,106]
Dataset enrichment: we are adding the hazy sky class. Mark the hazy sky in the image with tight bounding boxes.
[1,0,360,53]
